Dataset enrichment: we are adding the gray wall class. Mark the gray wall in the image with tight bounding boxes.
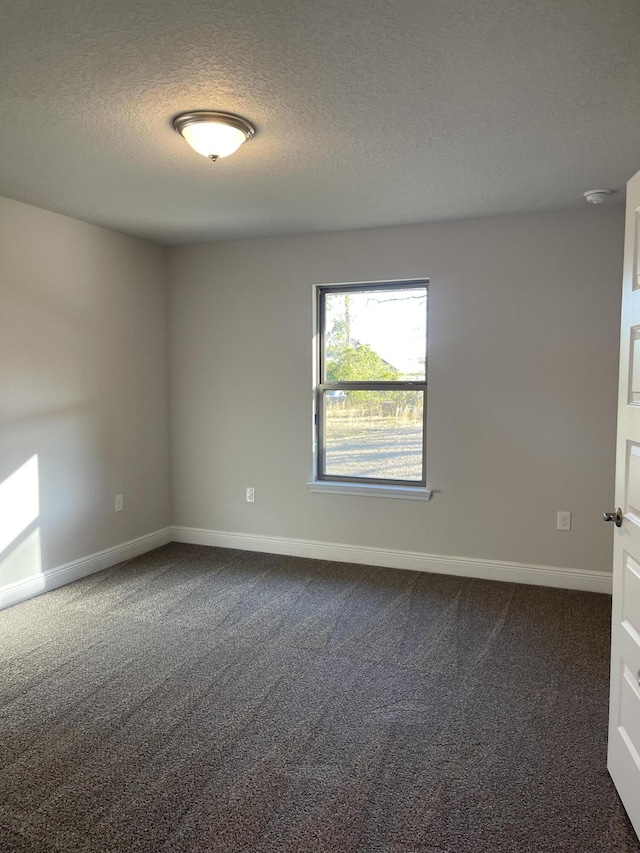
[169,206,624,574]
[0,196,171,588]
[0,196,625,589]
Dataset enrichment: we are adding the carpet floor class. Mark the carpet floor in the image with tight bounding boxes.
[0,543,638,853]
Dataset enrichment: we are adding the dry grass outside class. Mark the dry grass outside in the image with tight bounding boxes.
[326,404,422,440]
[324,408,423,480]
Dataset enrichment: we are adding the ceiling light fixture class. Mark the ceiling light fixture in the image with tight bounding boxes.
[172,111,255,162]
[583,189,612,204]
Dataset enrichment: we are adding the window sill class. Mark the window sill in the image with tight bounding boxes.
[306,481,432,501]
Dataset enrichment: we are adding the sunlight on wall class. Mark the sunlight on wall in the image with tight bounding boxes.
[1,527,42,581]
[0,455,39,552]
[0,455,42,581]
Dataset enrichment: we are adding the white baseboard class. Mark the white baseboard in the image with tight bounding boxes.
[1,524,611,611]
[0,527,172,611]
[171,526,612,595]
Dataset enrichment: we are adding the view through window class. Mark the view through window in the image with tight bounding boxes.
[316,281,428,485]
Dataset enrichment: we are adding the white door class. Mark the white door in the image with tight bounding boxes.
[608,167,640,838]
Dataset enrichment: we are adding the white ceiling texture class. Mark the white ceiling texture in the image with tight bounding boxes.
[0,0,639,244]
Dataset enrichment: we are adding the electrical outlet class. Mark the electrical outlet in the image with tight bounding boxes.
[115,494,123,512]
[246,487,255,503]
[557,511,571,531]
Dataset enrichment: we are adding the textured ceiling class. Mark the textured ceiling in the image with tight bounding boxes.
[0,0,639,244]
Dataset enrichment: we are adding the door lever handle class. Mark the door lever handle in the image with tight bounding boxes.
[603,507,623,527]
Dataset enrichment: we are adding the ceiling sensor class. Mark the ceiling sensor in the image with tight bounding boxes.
[584,189,612,204]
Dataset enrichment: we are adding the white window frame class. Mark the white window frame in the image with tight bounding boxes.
[309,279,431,500]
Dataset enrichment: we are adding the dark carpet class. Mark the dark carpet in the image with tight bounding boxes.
[0,543,638,853]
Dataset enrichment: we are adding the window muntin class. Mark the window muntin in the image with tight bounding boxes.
[316,281,428,487]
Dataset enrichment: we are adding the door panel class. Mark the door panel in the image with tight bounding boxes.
[626,443,640,520]
[628,327,640,403]
[623,554,640,635]
[620,666,640,761]
[634,210,640,289]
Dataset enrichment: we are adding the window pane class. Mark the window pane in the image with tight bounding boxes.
[324,287,427,382]
[323,390,424,482]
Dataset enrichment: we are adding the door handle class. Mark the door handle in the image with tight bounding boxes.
[603,507,623,527]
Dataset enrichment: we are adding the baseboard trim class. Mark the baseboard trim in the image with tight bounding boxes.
[170,526,612,594]
[0,527,172,611]
[2,524,610,610]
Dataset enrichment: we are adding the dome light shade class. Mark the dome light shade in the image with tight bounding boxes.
[172,111,255,161]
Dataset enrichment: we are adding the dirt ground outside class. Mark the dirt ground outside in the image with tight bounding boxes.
[324,416,423,481]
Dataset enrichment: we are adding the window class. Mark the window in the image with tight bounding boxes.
[314,280,428,490]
